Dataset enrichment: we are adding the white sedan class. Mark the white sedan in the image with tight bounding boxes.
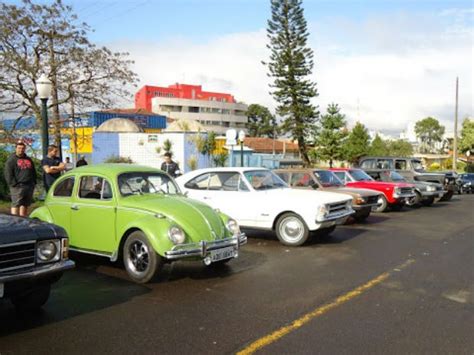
[176,168,354,246]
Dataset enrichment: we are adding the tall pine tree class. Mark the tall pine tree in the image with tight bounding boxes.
[246,104,278,138]
[313,103,347,167]
[265,0,318,166]
[343,122,370,164]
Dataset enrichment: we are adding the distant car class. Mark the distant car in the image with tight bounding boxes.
[0,214,74,311]
[31,164,246,284]
[458,173,474,194]
[329,168,416,212]
[365,170,445,206]
[358,156,457,200]
[176,167,354,246]
[274,168,381,222]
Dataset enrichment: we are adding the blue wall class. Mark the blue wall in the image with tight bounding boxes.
[92,132,120,164]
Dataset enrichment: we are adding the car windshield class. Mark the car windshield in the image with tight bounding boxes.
[118,172,180,196]
[349,169,374,182]
[314,170,344,187]
[412,160,424,171]
[389,171,406,182]
[244,170,288,190]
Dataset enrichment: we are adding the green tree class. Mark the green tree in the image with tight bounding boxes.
[387,139,414,157]
[369,134,389,156]
[246,104,278,138]
[415,117,445,153]
[313,103,347,167]
[0,0,137,146]
[459,118,474,153]
[265,0,318,166]
[343,122,370,164]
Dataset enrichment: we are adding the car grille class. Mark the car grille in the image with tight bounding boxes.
[399,187,413,195]
[0,241,36,273]
[367,195,379,204]
[328,201,348,215]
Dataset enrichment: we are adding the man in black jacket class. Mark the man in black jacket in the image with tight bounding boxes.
[41,145,66,192]
[4,141,37,216]
[160,152,181,178]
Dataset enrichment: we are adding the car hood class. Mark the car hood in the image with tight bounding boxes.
[350,181,414,189]
[0,214,64,245]
[263,187,351,204]
[322,186,381,197]
[120,194,227,240]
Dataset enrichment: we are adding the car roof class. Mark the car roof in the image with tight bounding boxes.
[64,164,162,179]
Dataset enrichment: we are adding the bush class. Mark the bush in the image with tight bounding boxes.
[465,163,474,173]
[104,155,134,164]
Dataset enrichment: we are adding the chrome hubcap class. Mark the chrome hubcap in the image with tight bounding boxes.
[279,217,304,243]
[128,241,150,273]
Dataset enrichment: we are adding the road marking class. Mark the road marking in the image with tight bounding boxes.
[237,258,415,355]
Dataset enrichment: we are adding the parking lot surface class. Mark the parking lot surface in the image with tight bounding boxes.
[1,195,473,354]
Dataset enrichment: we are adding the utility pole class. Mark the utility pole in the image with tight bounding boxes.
[453,77,459,171]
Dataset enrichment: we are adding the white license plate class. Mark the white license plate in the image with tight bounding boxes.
[0,283,4,298]
[210,246,236,262]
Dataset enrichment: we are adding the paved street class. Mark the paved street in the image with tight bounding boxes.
[1,195,473,354]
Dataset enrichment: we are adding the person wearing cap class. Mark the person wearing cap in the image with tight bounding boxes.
[4,141,37,216]
[160,152,181,178]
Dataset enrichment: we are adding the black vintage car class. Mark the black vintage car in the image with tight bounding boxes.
[0,214,75,311]
[459,173,474,194]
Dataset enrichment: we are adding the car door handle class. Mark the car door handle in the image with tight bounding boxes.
[203,196,211,200]
[71,205,79,211]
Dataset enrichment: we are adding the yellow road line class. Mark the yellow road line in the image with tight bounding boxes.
[237,259,415,355]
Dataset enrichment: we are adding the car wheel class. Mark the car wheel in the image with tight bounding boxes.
[373,195,388,213]
[407,191,422,207]
[421,197,435,206]
[275,212,309,246]
[123,230,163,283]
[11,284,51,312]
[354,209,371,222]
[440,190,453,201]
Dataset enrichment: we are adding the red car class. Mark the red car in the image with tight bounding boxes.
[329,168,415,212]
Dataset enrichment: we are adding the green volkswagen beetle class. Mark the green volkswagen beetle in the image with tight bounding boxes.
[30,164,246,283]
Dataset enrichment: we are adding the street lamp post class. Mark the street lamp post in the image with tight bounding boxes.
[239,130,246,167]
[36,74,52,158]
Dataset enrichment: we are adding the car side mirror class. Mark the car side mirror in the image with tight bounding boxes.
[310,181,319,189]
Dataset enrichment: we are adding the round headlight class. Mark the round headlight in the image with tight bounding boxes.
[168,226,186,245]
[226,219,241,236]
[37,241,58,262]
[426,185,436,192]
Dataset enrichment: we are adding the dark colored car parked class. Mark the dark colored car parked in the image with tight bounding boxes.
[458,173,474,194]
[358,156,456,201]
[365,170,445,206]
[0,214,74,311]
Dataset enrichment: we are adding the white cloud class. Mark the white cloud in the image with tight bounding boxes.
[108,9,473,136]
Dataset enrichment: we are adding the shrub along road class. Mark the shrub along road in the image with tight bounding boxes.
[1,195,473,354]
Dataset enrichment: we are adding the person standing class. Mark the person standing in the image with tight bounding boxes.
[160,152,181,178]
[64,157,74,171]
[76,155,88,167]
[41,145,65,192]
[4,141,37,216]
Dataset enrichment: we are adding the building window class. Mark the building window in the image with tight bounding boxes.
[189,106,199,113]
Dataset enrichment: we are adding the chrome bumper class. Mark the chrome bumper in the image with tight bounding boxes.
[164,233,247,260]
[353,202,379,210]
[421,191,444,198]
[316,209,354,223]
[0,259,75,283]
[393,193,416,199]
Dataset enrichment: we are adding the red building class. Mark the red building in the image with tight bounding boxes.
[135,83,236,112]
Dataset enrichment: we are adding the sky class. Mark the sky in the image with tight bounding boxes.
[9,0,474,136]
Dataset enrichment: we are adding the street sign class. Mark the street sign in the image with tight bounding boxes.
[226,129,237,146]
